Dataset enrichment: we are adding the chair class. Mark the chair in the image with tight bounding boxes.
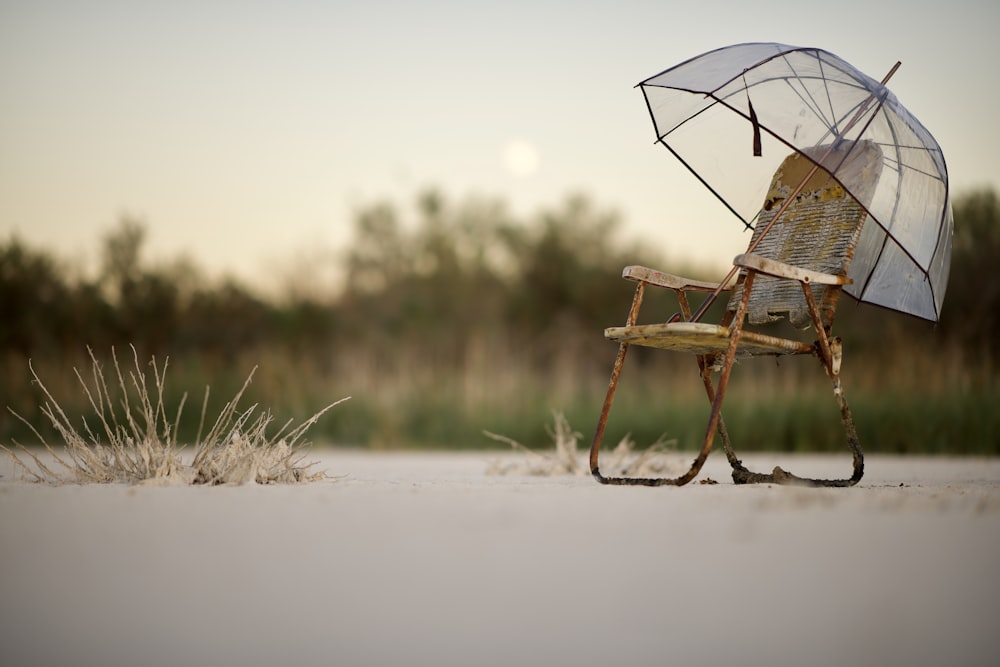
[589,140,883,487]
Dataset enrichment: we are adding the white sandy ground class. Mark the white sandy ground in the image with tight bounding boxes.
[1,450,998,667]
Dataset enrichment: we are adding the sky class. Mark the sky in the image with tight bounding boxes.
[2,0,997,292]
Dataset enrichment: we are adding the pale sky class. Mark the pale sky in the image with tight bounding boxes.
[2,0,997,291]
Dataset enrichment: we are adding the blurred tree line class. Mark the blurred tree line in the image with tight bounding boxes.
[1,188,997,452]
[2,193,673,369]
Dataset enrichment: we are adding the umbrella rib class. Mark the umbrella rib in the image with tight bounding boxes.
[715,70,875,148]
[649,90,723,140]
[853,105,938,309]
[779,50,838,137]
[702,44,802,97]
[878,144,947,184]
[862,104,946,321]
[773,48,886,145]
[658,139,754,230]
[815,51,841,136]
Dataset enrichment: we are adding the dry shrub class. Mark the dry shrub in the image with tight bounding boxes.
[2,347,348,485]
[485,411,681,477]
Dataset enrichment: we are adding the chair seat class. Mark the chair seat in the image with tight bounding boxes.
[605,322,814,356]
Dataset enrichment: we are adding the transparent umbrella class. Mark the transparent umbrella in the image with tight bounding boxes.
[639,42,952,321]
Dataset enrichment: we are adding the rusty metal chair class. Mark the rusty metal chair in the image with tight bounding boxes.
[589,140,883,486]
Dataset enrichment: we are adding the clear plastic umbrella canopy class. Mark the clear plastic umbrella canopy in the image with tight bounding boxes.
[640,42,952,321]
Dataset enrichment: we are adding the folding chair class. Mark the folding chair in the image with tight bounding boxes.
[589,140,883,486]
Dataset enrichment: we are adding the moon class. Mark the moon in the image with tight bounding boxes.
[502,139,541,177]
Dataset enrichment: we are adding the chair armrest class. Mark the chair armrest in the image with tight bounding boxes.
[733,253,853,286]
[622,265,726,292]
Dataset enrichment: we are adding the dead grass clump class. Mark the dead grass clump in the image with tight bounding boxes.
[2,347,348,485]
[484,411,681,477]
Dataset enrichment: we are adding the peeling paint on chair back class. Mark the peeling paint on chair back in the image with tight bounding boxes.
[727,140,884,327]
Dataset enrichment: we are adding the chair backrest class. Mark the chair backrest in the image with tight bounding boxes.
[727,140,884,328]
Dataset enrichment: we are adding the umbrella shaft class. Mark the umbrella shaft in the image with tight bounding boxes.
[689,159,825,322]
[688,60,902,324]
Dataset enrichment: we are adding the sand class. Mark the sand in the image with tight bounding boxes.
[1,450,998,667]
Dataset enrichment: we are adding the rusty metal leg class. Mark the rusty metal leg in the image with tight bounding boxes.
[730,344,863,487]
[704,272,760,483]
[781,334,864,485]
[687,278,744,477]
[589,339,643,484]
[591,332,718,486]
[592,275,754,486]
[766,288,864,486]
[699,347,782,485]
[591,281,717,486]
[675,285,751,485]
[590,282,644,484]
[696,354,755,481]
[830,359,865,484]
[590,346,718,486]
[723,283,864,487]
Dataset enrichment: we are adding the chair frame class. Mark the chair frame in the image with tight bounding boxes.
[588,251,865,488]
[589,140,883,487]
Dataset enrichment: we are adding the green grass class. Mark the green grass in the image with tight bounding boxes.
[3,346,997,456]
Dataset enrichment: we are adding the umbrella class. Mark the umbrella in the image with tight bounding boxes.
[639,42,952,322]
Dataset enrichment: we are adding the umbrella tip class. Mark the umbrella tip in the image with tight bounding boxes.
[881,61,902,85]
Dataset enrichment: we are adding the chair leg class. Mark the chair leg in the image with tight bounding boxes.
[591,285,749,487]
[696,354,750,478]
[700,277,864,487]
[591,280,707,486]
[590,273,753,486]
[589,339,716,486]
[721,342,865,487]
